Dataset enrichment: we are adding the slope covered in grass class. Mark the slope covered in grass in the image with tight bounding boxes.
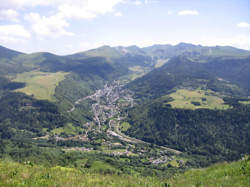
[0,159,166,187]
[13,71,68,101]
[169,156,250,187]
[0,157,249,186]
[167,89,230,110]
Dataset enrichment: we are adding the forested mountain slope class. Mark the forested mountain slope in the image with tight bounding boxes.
[126,97,250,165]
[124,54,250,165]
[0,43,250,180]
[127,56,250,100]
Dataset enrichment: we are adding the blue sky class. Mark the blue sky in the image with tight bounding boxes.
[0,0,249,55]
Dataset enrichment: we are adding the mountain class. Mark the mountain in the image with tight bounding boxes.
[0,46,128,142]
[142,42,250,60]
[70,43,250,82]
[0,43,250,181]
[127,55,250,101]
[125,96,250,163]
[124,52,250,164]
[0,45,23,60]
[72,43,250,61]
[71,45,154,68]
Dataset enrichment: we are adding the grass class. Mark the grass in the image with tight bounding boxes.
[155,59,169,68]
[13,71,68,101]
[84,46,122,59]
[51,123,82,136]
[0,157,249,186]
[239,101,250,105]
[90,161,116,173]
[128,66,145,73]
[119,122,131,132]
[168,160,179,167]
[128,66,149,80]
[168,156,250,187]
[0,159,166,187]
[166,89,231,110]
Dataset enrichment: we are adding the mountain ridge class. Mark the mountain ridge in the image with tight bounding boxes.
[2,42,250,58]
[0,42,249,179]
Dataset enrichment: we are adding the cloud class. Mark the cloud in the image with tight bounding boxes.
[57,0,123,20]
[0,0,56,9]
[167,11,173,15]
[0,9,19,21]
[135,0,143,5]
[21,0,125,38]
[1,0,126,40]
[25,13,74,37]
[125,0,157,6]
[237,22,250,28]
[0,24,30,43]
[178,10,199,16]
[1,0,124,19]
[114,12,122,17]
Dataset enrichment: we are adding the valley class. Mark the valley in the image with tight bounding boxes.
[0,43,249,185]
[51,80,182,162]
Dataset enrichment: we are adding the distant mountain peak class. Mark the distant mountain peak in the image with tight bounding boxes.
[0,45,24,59]
[176,42,196,47]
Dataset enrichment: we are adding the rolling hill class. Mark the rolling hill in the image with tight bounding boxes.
[0,43,250,184]
[123,51,250,165]
[127,55,250,101]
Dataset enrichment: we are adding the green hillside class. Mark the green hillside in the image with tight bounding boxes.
[126,96,250,165]
[168,156,250,187]
[125,56,250,166]
[167,89,230,110]
[82,45,122,59]
[0,156,248,186]
[142,43,250,59]
[0,44,250,186]
[127,56,250,101]
[0,159,165,187]
[13,71,68,101]
[0,45,23,60]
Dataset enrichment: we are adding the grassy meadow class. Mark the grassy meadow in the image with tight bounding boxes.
[0,159,166,187]
[119,122,131,132]
[128,66,149,80]
[13,71,68,101]
[167,89,231,110]
[239,100,250,105]
[154,59,168,68]
[168,156,250,187]
[0,157,249,187]
[51,123,83,136]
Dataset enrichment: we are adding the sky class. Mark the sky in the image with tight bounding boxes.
[0,0,249,55]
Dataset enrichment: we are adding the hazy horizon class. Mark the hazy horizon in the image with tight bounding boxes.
[0,0,249,55]
[2,41,250,56]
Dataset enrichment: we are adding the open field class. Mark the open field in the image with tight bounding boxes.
[128,66,149,80]
[13,71,68,101]
[167,89,231,110]
[239,101,250,105]
[51,123,82,136]
[119,122,131,132]
[154,59,169,68]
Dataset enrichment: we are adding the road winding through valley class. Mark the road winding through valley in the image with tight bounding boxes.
[68,81,181,154]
